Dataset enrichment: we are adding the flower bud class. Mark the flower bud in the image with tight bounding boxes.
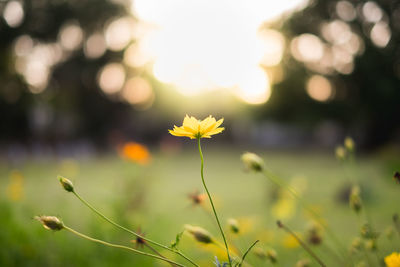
[350,237,363,254]
[295,259,311,267]
[227,218,240,234]
[335,146,346,161]
[35,215,64,231]
[266,248,277,263]
[349,186,362,213]
[241,152,264,172]
[360,223,378,239]
[364,239,377,251]
[394,171,400,184]
[344,137,355,152]
[306,223,323,245]
[58,175,74,192]
[253,247,267,259]
[184,225,214,244]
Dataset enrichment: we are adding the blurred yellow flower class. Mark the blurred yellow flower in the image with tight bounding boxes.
[7,170,24,202]
[119,142,151,165]
[169,115,224,139]
[283,233,301,248]
[385,252,400,267]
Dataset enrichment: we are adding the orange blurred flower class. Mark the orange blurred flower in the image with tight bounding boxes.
[120,142,151,165]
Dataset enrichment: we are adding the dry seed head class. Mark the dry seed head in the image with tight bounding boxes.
[394,172,400,184]
[266,248,278,263]
[253,247,267,259]
[241,152,264,172]
[306,223,323,245]
[295,259,311,267]
[58,175,74,192]
[35,215,64,231]
[184,224,214,244]
[227,218,240,234]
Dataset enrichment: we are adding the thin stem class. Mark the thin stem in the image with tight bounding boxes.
[262,169,348,260]
[72,191,198,267]
[63,225,185,267]
[277,221,326,267]
[197,138,232,267]
[143,243,177,267]
[238,240,259,267]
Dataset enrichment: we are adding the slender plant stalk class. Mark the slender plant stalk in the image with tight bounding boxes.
[63,225,185,267]
[72,191,198,267]
[262,168,348,260]
[197,138,232,267]
[277,221,326,267]
[238,240,259,267]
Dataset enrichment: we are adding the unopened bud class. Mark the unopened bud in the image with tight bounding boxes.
[394,172,400,184]
[344,137,355,152]
[241,152,264,172]
[266,248,277,263]
[335,146,346,161]
[364,239,377,251]
[360,223,378,239]
[253,247,267,259]
[58,175,74,192]
[350,186,362,213]
[295,259,311,267]
[184,225,213,244]
[35,215,64,231]
[227,218,240,234]
[350,237,363,254]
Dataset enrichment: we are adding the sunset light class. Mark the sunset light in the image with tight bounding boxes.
[130,0,308,104]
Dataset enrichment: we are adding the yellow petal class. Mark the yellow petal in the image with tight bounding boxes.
[200,116,217,134]
[206,127,225,136]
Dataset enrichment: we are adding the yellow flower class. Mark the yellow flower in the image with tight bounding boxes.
[385,252,400,267]
[169,115,224,139]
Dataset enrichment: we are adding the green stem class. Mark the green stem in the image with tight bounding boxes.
[72,191,198,267]
[238,240,259,267]
[262,168,348,261]
[277,221,326,267]
[64,225,185,267]
[197,138,232,267]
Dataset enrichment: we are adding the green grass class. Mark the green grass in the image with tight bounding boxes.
[0,146,399,266]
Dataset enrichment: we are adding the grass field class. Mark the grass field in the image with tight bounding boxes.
[1,145,399,266]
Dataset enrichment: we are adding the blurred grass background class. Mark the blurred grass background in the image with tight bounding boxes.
[1,145,399,266]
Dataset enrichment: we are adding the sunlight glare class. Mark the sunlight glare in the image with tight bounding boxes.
[234,67,271,105]
[131,0,308,104]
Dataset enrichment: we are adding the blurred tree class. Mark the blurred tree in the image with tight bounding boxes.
[0,0,399,148]
[263,0,400,148]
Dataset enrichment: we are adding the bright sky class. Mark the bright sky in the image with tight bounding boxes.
[129,0,309,104]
